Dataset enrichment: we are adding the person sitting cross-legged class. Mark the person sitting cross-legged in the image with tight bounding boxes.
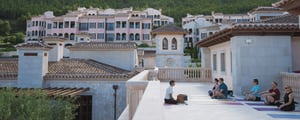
[244,79,261,101]
[277,86,295,111]
[164,80,177,104]
[261,81,280,105]
[212,78,228,99]
[208,78,219,97]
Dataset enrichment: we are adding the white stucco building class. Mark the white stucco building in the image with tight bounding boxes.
[196,14,300,95]
[0,38,139,120]
[152,24,189,68]
[26,7,174,46]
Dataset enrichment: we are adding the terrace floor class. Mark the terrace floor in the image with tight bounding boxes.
[160,82,300,120]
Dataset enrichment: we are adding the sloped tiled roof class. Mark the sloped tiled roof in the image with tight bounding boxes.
[249,6,283,13]
[15,42,53,50]
[68,42,137,50]
[273,0,294,7]
[257,14,298,23]
[196,14,300,47]
[0,58,134,80]
[152,24,188,35]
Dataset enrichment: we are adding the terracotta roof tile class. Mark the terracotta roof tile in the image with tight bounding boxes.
[68,42,137,50]
[15,42,53,50]
[152,24,188,35]
[256,14,299,23]
[196,23,299,47]
[0,58,134,80]
[273,0,294,7]
[249,6,283,13]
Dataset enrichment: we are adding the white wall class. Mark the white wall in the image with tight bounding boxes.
[231,36,292,96]
[209,41,233,89]
[291,37,300,71]
[17,50,49,88]
[69,50,137,71]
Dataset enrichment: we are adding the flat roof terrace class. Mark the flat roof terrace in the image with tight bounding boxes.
[160,82,300,120]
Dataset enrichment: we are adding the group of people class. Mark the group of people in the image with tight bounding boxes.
[165,78,296,111]
[243,79,295,111]
[208,78,228,99]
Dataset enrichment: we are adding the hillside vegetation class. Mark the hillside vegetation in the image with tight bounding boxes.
[0,0,278,32]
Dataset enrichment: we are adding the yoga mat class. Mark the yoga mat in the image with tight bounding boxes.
[254,107,279,111]
[268,114,300,119]
[245,103,266,106]
[223,102,243,105]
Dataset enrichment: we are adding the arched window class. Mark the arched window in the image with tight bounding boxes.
[162,38,168,50]
[116,33,121,40]
[70,33,75,40]
[58,33,63,37]
[172,38,177,50]
[53,33,57,36]
[64,33,69,39]
[122,33,126,40]
[129,33,134,41]
[135,34,140,41]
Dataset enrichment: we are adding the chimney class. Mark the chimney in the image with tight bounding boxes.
[15,41,53,88]
[43,37,66,62]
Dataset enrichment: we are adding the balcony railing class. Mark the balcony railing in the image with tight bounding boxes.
[281,72,300,100]
[157,68,212,82]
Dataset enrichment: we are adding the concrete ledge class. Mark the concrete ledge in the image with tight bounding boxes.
[133,81,164,120]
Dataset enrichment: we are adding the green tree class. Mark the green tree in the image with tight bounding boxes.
[0,88,78,120]
[0,20,11,36]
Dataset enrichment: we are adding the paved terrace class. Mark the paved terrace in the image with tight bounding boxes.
[160,82,300,120]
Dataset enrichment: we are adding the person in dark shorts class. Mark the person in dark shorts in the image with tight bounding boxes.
[277,86,295,111]
[208,78,219,97]
[212,78,228,99]
[261,81,280,105]
[164,80,177,104]
[244,79,261,101]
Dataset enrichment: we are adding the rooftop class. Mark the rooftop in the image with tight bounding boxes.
[196,14,300,47]
[0,58,133,80]
[152,24,188,35]
[15,42,53,50]
[160,82,300,120]
[68,42,137,50]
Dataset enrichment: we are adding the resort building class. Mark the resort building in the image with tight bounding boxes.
[182,6,285,47]
[0,37,139,120]
[196,14,300,95]
[25,7,174,46]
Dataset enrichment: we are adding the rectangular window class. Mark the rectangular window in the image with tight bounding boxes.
[135,22,140,28]
[79,23,88,31]
[213,54,217,71]
[53,22,57,28]
[97,33,104,40]
[129,22,134,28]
[122,21,126,28]
[59,22,63,29]
[70,21,76,28]
[106,23,114,31]
[201,33,207,39]
[221,52,226,72]
[142,23,150,29]
[143,34,150,40]
[64,21,69,28]
[47,24,52,29]
[97,23,104,28]
[116,21,121,28]
[106,33,114,41]
[89,23,96,29]
[48,43,57,45]
[24,53,38,56]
